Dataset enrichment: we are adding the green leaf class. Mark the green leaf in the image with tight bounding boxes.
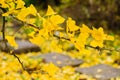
[24,27,34,34]
[34,16,43,28]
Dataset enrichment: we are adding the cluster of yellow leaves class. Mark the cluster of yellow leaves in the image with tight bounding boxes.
[42,63,60,76]
[0,52,83,80]
[90,27,114,48]
[0,48,120,80]
[0,0,114,53]
[0,0,25,9]
[1,0,25,16]
[66,19,114,53]
[29,5,114,54]
[0,1,120,80]
[1,0,37,25]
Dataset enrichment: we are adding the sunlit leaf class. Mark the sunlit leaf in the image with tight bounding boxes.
[17,4,37,21]
[6,36,18,48]
[45,5,56,16]
[50,15,65,24]
[66,17,79,32]
[16,0,25,9]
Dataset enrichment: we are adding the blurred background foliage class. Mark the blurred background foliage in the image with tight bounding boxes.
[23,0,120,33]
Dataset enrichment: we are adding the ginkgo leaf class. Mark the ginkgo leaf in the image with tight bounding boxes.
[16,0,25,9]
[16,7,30,21]
[29,36,45,45]
[66,17,79,32]
[80,24,91,33]
[91,27,106,41]
[50,15,65,24]
[6,36,18,48]
[17,4,37,21]
[45,5,56,16]
[90,40,104,48]
[28,4,37,16]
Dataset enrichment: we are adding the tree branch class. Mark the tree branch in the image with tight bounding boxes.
[12,53,26,70]
[0,8,10,52]
[10,15,41,30]
[0,8,27,72]
[53,34,120,53]
[53,34,70,41]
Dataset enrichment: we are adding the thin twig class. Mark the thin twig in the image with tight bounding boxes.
[12,53,26,70]
[11,52,33,73]
[53,34,70,41]
[0,8,9,52]
[12,52,38,74]
[0,8,27,71]
[54,34,120,52]
[1,16,8,48]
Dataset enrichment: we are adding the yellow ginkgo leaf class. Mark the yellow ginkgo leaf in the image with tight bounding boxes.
[50,15,65,24]
[16,0,25,9]
[17,4,37,21]
[28,4,37,16]
[16,7,30,21]
[6,36,18,48]
[90,40,103,48]
[91,27,106,41]
[80,24,91,33]
[29,36,45,45]
[66,17,80,32]
[45,5,56,16]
